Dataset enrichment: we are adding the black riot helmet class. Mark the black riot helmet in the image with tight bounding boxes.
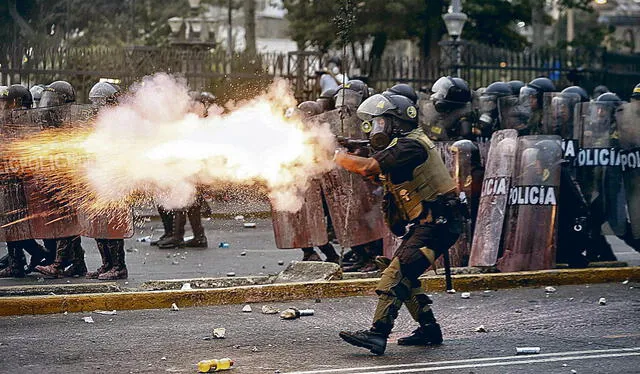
[595,92,622,108]
[520,77,555,110]
[317,87,337,112]
[297,101,323,118]
[508,80,525,96]
[534,139,560,178]
[387,84,418,104]
[592,85,609,99]
[430,76,472,113]
[334,79,369,110]
[631,83,640,101]
[30,85,45,107]
[357,92,418,151]
[89,81,119,106]
[484,82,512,98]
[40,81,76,107]
[2,85,33,110]
[561,86,589,103]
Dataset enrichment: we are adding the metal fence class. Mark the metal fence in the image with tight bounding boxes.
[1,42,639,103]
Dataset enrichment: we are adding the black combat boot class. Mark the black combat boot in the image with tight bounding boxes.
[159,211,186,249]
[152,207,174,246]
[98,240,128,280]
[63,237,87,277]
[319,243,340,263]
[36,237,75,278]
[0,245,26,278]
[22,240,51,274]
[86,239,112,279]
[397,323,443,346]
[184,204,208,248]
[339,329,388,355]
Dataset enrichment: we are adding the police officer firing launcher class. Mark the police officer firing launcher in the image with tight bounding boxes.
[334,87,464,355]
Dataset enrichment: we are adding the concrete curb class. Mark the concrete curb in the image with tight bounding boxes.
[1,267,638,317]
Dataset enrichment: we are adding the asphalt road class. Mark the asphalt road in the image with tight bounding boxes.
[1,217,639,290]
[1,282,639,373]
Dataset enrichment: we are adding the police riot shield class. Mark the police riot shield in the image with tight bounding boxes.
[541,92,580,138]
[79,205,135,239]
[573,102,626,236]
[447,140,483,267]
[497,135,562,272]
[419,99,473,141]
[617,100,640,239]
[271,178,329,249]
[312,108,365,139]
[498,95,532,134]
[320,168,386,248]
[469,130,518,267]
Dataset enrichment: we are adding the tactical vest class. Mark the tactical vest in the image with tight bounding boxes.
[381,128,456,222]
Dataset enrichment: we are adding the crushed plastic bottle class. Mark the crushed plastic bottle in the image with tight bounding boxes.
[280,308,314,320]
[218,242,230,248]
[197,358,234,372]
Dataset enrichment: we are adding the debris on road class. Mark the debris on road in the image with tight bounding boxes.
[240,251,247,256]
[243,222,257,228]
[171,260,179,265]
[278,260,285,266]
[446,289,456,294]
[161,356,167,361]
[475,325,487,333]
[516,347,540,355]
[125,247,138,253]
[93,310,117,315]
[280,308,314,320]
[219,242,230,248]
[213,327,226,339]
[197,358,233,373]
[261,305,279,314]
[181,283,192,291]
[461,292,471,299]
[544,286,557,293]
[622,280,629,285]
[252,346,259,352]
[227,272,236,277]
[242,305,252,313]
[83,316,95,323]
[170,303,179,311]
[234,215,245,221]
[598,297,607,305]
[136,236,152,242]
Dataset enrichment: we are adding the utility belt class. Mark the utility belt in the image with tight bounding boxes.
[416,191,463,226]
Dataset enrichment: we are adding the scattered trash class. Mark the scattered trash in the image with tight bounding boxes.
[171,260,180,265]
[170,303,179,311]
[243,222,257,228]
[475,325,487,333]
[219,242,230,248]
[203,337,212,341]
[598,297,607,305]
[125,247,139,253]
[161,356,167,361]
[124,281,129,285]
[514,310,522,313]
[280,308,314,320]
[63,311,68,315]
[516,347,540,355]
[180,256,186,260]
[446,289,456,294]
[544,286,557,293]
[240,251,247,256]
[136,236,152,242]
[622,280,629,285]
[571,370,577,374]
[461,292,471,299]
[83,316,95,324]
[227,272,236,277]
[108,319,113,322]
[242,305,252,313]
[234,215,245,221]
[252,346,259,352]
[197,358,233,373]
[181,283,192,291]
[568,297,574,301]
[261,305,279,314]
[278,260,285,266]
[315,299,321,303]
[213,328,226,339]
[93,310,117,315]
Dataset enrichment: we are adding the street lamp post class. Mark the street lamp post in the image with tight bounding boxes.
[442,0,468,77]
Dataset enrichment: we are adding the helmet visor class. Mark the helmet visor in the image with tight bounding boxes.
[478,95,497,113]
[39,89,65,107]
[334,89,362,109]
[356,94,396,121]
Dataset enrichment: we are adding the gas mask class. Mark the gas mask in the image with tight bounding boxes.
[478,96,498,127]
[369,116,397,151]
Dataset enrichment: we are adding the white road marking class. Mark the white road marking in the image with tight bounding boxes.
[284,347,640,374]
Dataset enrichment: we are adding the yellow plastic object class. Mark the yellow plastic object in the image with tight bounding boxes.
[197,358,233,372]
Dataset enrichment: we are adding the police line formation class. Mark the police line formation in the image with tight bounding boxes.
[1,74,640,355]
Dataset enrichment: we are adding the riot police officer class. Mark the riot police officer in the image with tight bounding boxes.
[592,85,609,100]
[631,83,640,101]
[422,76,475,140]
[507,80,525,96]
[0,85,53,278]
[316,88,337,113]
[319,56,348,93]
[335,88,463,355]
[29,85,46,108]
[518,77,556,135]
[477,81,512,136]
